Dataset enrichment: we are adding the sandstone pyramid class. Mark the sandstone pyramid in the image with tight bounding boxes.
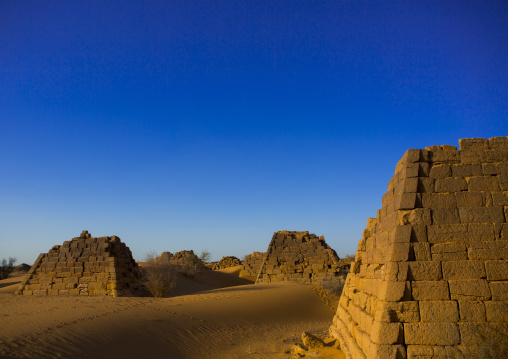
[16,231,142,297]
[241,251,266,280]
[256,230,348,285]
[330,137,508,358]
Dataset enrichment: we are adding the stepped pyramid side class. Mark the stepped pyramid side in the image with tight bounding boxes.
[241,251,266,279]
[330,137,508,359]
[256,230,347,285]
[16,231,142,297]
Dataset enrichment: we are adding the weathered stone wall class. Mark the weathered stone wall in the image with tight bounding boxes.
[16,231,141,297]
[256,231,346,285]
[330,137,508,359]
[213,256,242,270]
[158,250,206,270]
[241,251,266,278]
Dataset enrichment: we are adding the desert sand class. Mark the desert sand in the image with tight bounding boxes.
[0,267,345,359]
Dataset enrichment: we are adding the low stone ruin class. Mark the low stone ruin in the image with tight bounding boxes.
[156,250,206,276]
[241,251,266,279]
[213,256,242,270]
[256,231,347,285]
[16,231,142,297]
[330,137,508,358]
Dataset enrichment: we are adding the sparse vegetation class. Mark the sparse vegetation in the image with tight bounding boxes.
[312,276,346,310]
[199,249,212,263]
[0,257,17,280]
[343,253,355,261]
[141,252,177,297]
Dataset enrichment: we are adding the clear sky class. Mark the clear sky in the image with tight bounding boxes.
[1,1,507,265]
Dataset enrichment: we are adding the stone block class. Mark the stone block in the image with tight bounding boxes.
[485,301,508,323]
[468,247,508,260]
[488,136,508,149]
[482,162,498,175]
[459,138,489,151]
[394,225,412,243]
[489,281,508,301]
[371,321,403,344]
[404,323,460,345]
[431,208,460,224]
[485,150,508,163]
[458,207,505,224]
[395,193,417,210]
[485,260,508,280]
[412,281,449,301]
[375,300,420,323]
[419,300,459,322]
[427,224,467,243]
[410,225,427,242]
[432,252,468,261]
[380,281,410,302]
[441,261,486,280]
[387,243,410,262]
[467,176,501,191]
[460,150,486,164]
[466,223,496,241]
[434,178,467,193]
[455,192,483,207]
[397,209,432,226]
[417,178,435,193]
[492,191,508,206]
[407,261,442,281]
[498,174,508,190]
[422,193,457,208]
[448,279,491,300]
[458,300,486,322]
[410,243,432,261]
[459,322,508,347]
[398,162,420,179]
[429,164,451,178]
[428,150,460,164]
[450,164,482,177]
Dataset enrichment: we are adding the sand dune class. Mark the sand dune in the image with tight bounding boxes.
[0,270,344,359]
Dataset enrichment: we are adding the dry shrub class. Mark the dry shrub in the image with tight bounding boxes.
[141,252,177,297]
[199,249,212,263]
[312,275,347,310]
[343,253,356,261]
[0,257,17,280]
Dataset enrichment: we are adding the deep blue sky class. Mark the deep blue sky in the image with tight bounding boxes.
[1,1,507,264]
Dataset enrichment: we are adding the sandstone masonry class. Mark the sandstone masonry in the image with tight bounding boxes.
[213,256,242,270]
[256,231,347,285]
[16,231,142,297]
[330,137,508,359]
[241,251,266,279]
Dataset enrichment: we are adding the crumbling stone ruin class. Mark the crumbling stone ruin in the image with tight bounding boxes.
[241,251,266,279]
[156,250,206,277]
[213,256,242,270]
[330,137,508,358]
[16,231,142,297]
[256,231,347,285]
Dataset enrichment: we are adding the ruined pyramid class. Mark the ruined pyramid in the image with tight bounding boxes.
[16,230,142,297]
[256,230,348,285]
[330,137,508,358]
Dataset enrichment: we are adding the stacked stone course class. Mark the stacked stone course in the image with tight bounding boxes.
[16,231,141,297]
[256,231,346,285]
[330,137,508,359]
[158,250,206,271]
[213,256,242,270]
[241,251,266,278]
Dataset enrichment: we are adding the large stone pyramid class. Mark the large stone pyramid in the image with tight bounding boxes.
[256,230,348,285]
[16,231,142,297]
[330,137,508,358]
